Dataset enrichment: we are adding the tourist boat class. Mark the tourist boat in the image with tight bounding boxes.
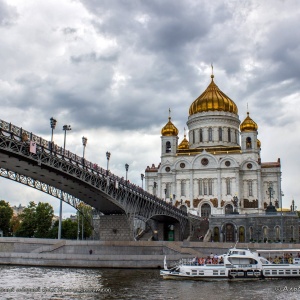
[160,247,300,280]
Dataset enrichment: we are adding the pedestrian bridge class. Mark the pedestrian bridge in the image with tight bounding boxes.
[0,119,192,240]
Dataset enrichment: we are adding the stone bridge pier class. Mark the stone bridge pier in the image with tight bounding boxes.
[92,215,191,241]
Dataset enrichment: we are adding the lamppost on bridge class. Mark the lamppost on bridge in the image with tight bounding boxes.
[106,151,111,175]
[172,194,176,206]
[58,125,72,240]
[125,163,129,181]
[50,117,57,151]
[63,125,71,151]
[141,173,144,189]
[164,188,167,201]
[82,136,88,166]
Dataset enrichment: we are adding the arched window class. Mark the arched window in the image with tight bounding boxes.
[291,226,295,242]
[199,179,203,195]
[275,226,280,241]
[225,223,235,242]
[165,183,170,198]
[263,226,268,242]
[199,129,203,142]
[208,179,213,195]
[246,137,252,149]
[248,181,253,196]
[249,226,253,240]
[239,226,245,242]
[226,178,231,195]
[225,204,233,214]
[218,127,222,141]
[203,180,208,195]
[228,128,231,142]
[213,227,220,242]
[208,127,212,141]
[192,130,195,143]
[201,203,211,217]
[153,182,157,196]
[180,181,186,197]
[166,141,171,153]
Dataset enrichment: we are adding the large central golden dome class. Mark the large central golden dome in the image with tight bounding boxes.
[189,75,238,115]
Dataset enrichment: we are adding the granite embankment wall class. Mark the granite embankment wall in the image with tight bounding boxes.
[0,238,299,268]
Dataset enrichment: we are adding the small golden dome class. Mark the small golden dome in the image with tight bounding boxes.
[189,75,238,115]
[161,117,179,136]
[240,112,258,132]
[257,139,261,148]
[178,134,189,149]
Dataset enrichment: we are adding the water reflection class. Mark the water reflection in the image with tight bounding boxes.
[1,266,300,300]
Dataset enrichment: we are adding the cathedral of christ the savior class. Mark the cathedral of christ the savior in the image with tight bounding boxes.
[144,72,299,243]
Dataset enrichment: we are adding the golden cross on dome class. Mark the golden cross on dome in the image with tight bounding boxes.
[184,127,186,136]
[211,63,214,79]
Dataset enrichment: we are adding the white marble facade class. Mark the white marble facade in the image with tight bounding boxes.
[145,75,281,217]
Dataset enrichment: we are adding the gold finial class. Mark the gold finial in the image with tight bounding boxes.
[211,63,214,79]
[247,103,249,116]
[184,127,186,137]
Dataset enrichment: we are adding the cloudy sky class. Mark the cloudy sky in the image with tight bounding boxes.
[0,0,300,217]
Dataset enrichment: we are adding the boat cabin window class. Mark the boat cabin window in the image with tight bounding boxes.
[230,250,246,255]
[260,258,270,264]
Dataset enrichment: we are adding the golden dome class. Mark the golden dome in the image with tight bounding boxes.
[257,139,261,148]
[189,75,238,115]
[240,112,258,132]
[161,117,179,136]
[178,134,189,149]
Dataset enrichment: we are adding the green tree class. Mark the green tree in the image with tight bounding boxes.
[35,202,54,238]
[0,200,13,236]
[77,203,93,239]
[10,215,21,236]
[49,219,78,239]
[15,201,54,238]
[15,201,37,237]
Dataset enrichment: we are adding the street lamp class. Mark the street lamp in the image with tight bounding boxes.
[50,117,57,150]
[141,173,144,189]
[63,125,71,151]
[172,194,176,205]
[281,190,284,243]
[82,136,88,158]
[106,151,111,175]
[125,163,129,181]
[266,182,277,214]
[164,188,167,201]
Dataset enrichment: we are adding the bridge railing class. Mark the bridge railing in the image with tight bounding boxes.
[0,119,188,218]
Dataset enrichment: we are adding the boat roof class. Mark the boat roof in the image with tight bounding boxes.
[257,249,300,253]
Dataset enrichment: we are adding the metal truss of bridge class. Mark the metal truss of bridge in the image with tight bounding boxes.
[0,119,190,240]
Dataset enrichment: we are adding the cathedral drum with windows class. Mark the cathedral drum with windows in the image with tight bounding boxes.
[144,73,282,218]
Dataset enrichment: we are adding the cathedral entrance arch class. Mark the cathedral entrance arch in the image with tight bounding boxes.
[224,223,235,242]
[201,203,211,218]
[225,204,233,214]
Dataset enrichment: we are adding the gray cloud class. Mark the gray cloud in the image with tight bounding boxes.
[0,0,300,214]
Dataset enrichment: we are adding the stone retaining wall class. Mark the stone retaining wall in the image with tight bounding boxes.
[1,237,300,268]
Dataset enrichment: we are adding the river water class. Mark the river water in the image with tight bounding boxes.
[1,265,300,300]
